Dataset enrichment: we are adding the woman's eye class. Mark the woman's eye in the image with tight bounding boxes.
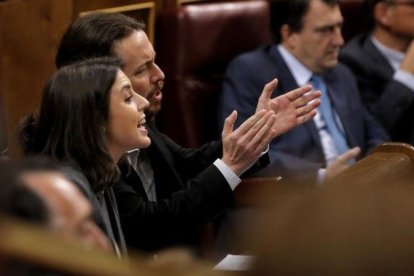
[125,96,133,103]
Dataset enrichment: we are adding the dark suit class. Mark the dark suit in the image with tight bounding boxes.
[220,45,389,182]
[340,34,414,144]
[114,121,269,253]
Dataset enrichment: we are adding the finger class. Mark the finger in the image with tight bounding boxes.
[253,117,277,153]
[294,90,322,108]
[246,114,276,152]
[231,111,274,159]
[338,147,361,162]
[235,109,267,136]
[284,85,313,101]
[296,110,318,125]
[296,98,321,117]
[222,110,237,138]
[259,78,278,102]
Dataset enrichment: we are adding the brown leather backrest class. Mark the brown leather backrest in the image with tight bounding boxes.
[0,84,7,156]
[156,1,271,148]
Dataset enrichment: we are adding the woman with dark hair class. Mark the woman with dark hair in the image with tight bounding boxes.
[20,56,277,256]
[20,56,151,256]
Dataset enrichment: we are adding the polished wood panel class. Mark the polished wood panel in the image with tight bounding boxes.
[0,0,72,157]
[79,2,156,43]
[329,142,414,187]
[0,216,222,275]
[0,0,158,157]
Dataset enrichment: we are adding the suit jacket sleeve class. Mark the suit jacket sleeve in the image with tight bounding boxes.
[160,133,222,180]
[113,164,233,250]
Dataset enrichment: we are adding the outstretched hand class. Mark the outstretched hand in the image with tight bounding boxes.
[325,147,361,181]
[256,79,321,138]
[400,39,414,74]
[221,110,276,176]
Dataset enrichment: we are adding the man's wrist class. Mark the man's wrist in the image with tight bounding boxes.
[213,159,241,190]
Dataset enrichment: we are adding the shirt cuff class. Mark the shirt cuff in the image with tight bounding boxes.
[317,168,326,186]
[213,159,241,191]
[393,70,414,91]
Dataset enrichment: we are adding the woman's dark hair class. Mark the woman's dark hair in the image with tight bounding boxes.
[20,56,122,192]
[56,12,145,68]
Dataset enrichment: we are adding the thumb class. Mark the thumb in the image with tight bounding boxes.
[339,147,361,162]
[222,110,237,138]
[259,78,278,102]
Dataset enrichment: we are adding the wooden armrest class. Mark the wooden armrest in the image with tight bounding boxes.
[330,142,414,186]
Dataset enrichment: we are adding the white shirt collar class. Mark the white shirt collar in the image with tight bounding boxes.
[370,35,404,71]
[277,44,313,85]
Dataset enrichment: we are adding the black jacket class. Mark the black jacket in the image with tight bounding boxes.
[114,121,268,253]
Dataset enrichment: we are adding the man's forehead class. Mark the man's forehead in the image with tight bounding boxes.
[304,2,342,26]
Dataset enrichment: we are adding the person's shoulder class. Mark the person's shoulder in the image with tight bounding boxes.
[329,63,358,85]
[340,33,370,59]
[227,44,274,68]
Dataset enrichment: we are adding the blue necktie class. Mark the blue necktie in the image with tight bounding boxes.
[310,75,350,156]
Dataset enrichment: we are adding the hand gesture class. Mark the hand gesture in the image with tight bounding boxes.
[400,39,414,74]
[221,110,276,176]
[256,79,321,138]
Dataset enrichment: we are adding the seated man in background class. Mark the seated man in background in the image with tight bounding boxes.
[0,158,111,251]
[340,0,414,144]
[219,0,389,184]
[55,12,320,254]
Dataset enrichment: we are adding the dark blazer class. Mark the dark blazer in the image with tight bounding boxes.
[114,121,235,253]
[220,45,389,183]
[340,34,414,144]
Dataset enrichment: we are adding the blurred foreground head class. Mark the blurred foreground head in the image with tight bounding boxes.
[0,158,110,251]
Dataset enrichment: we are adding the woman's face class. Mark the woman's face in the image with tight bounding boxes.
[105,70,151,161]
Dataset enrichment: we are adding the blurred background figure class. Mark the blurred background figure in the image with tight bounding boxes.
[340,0,414,144]
[219,0,389,185]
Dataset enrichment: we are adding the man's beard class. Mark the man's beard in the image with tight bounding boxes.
[144,80,164,119]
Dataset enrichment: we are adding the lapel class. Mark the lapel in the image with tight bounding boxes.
[118,161,149,201]
[147,123,176,170]
[269,46,323,150]
[146,121,185,197]
[362,37,395,79]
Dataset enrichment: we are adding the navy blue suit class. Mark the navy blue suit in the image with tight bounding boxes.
[340,34,414,144]
[219,45,389,182]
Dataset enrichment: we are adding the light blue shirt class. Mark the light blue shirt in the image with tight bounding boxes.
[278,44,345,183]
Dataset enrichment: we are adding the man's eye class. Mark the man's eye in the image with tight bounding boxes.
[320,27,332,33]
[134,68,146,75]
